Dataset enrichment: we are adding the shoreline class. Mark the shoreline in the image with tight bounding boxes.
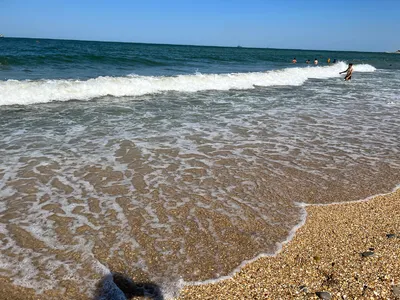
[177,187,400,299]
[181,185,400,288]
[0,187,399,299]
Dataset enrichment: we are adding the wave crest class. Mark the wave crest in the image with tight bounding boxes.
[0,62,376,106]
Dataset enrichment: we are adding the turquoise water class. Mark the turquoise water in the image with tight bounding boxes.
[0,38,399,298]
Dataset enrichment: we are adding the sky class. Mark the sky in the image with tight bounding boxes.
[1,0,399,52]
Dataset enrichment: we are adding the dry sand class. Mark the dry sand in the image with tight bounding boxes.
[178,188,400,300]
[0,188,399,299]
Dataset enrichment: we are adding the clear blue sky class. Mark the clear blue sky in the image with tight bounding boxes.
[1,0,399,52]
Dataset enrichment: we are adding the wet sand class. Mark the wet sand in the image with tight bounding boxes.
[0,188,399,299]
[178,188,400,300]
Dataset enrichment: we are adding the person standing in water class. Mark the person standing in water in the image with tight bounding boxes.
[314,58,318,65]
[327,58,331,64]
[292,57,297,63]
[340,63,354,81]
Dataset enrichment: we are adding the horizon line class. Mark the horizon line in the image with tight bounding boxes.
[2,35,391,54]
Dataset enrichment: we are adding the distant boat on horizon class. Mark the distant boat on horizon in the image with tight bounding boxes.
[385,50,400,54]
[0,34,4,38]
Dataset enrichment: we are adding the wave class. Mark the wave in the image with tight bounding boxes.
[0,62,376,106]
[0,54,168,67]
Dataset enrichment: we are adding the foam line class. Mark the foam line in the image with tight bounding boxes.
[0,62,376,106]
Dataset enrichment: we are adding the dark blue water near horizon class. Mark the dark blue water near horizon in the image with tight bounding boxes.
[1,37,399,80]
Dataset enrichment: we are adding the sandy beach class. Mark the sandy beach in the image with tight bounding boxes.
[178,188,400,300]
[0,188,398,299]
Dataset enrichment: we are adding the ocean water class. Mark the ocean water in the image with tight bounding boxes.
[0,38,399,298]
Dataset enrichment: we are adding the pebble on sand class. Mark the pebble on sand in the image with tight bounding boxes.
[316,291,332,299]
[361,251,375,257]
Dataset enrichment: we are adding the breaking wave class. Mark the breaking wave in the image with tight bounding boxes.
[0,62,376,106]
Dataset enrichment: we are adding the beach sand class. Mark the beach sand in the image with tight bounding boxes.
[0,188,399,300]
[178,188,400,300]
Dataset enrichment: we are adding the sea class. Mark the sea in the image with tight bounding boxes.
[0,38,399,298]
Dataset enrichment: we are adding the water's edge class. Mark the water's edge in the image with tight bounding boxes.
[178,183,400,294]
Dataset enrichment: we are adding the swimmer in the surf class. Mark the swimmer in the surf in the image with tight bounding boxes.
[340,63,353,81]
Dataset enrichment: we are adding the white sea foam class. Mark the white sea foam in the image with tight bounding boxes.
[0,62,375,106]
[352,64,376,72]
